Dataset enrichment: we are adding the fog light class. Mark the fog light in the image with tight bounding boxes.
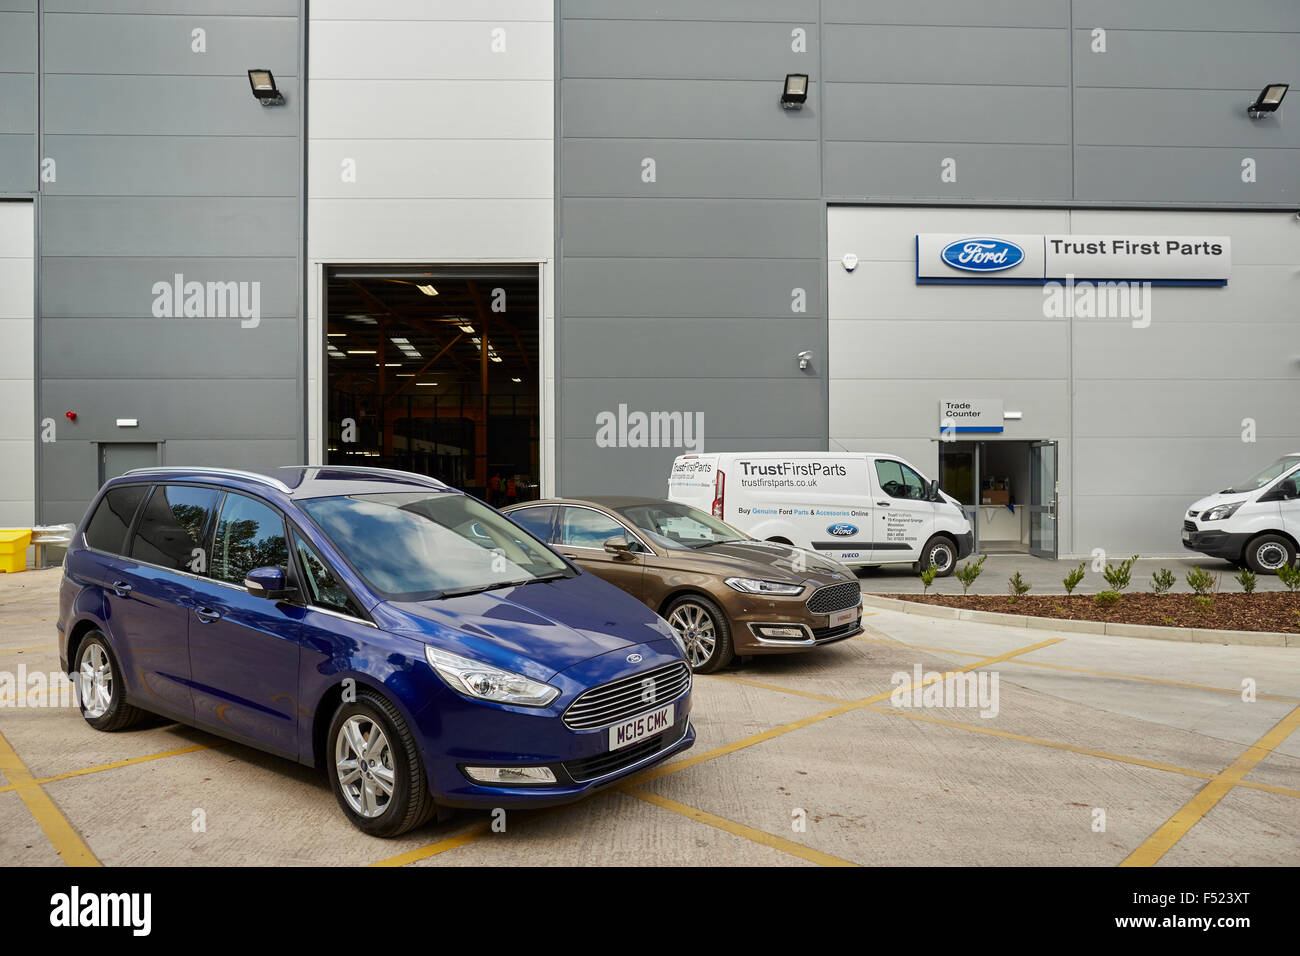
[756,625,806,640]
[463,765,557,785]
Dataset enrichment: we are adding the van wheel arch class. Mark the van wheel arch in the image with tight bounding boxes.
[920,533,959,577]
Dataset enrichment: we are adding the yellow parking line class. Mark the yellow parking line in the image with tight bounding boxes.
[856,635,1300,704]
[626,788,859,866]
[703,673,850,704]
[369,822,491,867]
[0,728,99,866]
[0,744,212,795]
[1121,704,1300,867]
[0,644,57,655]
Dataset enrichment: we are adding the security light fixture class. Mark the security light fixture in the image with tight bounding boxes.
[781,74,809,110]
[1248,83,1288,118]
[247,69,285,107]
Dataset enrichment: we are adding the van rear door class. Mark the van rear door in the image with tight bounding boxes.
[868,458,935,563]
[668,455,718,514]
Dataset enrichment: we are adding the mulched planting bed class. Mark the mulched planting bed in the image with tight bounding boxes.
[882,592,1300,633]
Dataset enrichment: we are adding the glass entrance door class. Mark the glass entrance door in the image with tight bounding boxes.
[1028,441,1058,559]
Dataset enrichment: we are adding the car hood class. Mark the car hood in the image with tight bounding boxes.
[654,539,853,585]
[374,571,679,683]
[1189,490,1253,514]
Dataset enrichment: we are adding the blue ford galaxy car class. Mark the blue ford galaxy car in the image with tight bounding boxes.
[59,466,694,837]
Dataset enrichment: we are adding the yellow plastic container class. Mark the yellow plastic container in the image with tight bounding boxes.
[0,529,32,573]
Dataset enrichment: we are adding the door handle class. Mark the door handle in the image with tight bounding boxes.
[194,607,222,624]
[111,581,133,597]
[876,501,891,508]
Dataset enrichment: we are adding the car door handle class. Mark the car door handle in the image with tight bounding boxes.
[111,581,133,597]
[194,607,222,624]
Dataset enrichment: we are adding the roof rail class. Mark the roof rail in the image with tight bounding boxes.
[122,467,293,493]
[305,465,449,489]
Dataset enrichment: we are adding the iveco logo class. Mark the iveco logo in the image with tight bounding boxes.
[826,523,858,537]
[626,653,643,664]
[941,237,1024,273]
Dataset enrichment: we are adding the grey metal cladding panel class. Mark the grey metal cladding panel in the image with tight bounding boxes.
[823,25,1069,86]
[1071,0,1300,32]
[825,83,1070,144]
[0,12,36,72]
[41,197,299,257]
[561,377,825,440]
[157,439,301,469]
[42,257,298,317]
[37,442,99,523]
[1072,29,1300,90]
[44,75,300,136]
[42,136,300,197]
[825,0,1068,27]
[1075,90,1300,149]
[562,79,817,140]
[44,1,297,14]
[564,317,824,378]
[825,142,1072,201]
[42,317,299,380]
[561,199,822,259]
[562,20,815,80]
[560,258,822,318]
[41,378,299,439]
[561,0,818,21]
[45,14,299,76]
[561,139,820,199]
[0,74,36,134]
[0,0,35,11]
[1075,146,1299,203]
[0,135,35,192]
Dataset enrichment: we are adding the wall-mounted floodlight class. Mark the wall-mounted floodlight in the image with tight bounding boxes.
[781,74,809,110]
[1247,83,1288,118]
[248,69,285,107]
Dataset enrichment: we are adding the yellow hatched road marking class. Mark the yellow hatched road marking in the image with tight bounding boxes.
[0,728,99,866]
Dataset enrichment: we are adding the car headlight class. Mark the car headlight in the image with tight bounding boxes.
[424,646,559,707]
[1202,502,1241,522]
[724,577,805,596]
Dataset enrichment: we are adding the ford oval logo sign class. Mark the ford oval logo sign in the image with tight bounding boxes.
[826,523,858,537]
[941,237,1024,273]
[626,653,643,664]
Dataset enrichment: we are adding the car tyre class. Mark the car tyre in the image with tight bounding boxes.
[1243,534,1296,575]
[918,535,958,577]
[76,632,145,732]
[328,689,436,838]
[665,594,734,674]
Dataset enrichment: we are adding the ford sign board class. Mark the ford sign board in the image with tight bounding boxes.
[941,238,1024,273]
[826,523,858,537]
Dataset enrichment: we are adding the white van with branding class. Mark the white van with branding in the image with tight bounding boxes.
[668,452,974,575]
[1182,453,1300,573]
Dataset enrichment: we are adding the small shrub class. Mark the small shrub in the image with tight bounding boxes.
[1161,616,1176,626]
[919,566,938,594]
[1278,563,1300,592]
[1186,567,1217,596]
[1151,568,1175,595]
[1094,589,1121,608]
[1193,595,1216,613]
[1007,571,1031,603]
[1063,562,1086,595]
[1103,555,1139,593]
[1235,567,1257,595]
[954,554,987,595]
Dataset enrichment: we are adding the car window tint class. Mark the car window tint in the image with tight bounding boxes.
[84,485,148,555]
[210,493,288,586]
[294,532,362,617]
[875,460,927,500]
[560,508,626,548]
[508,506,556,543]
[129,484,219,571]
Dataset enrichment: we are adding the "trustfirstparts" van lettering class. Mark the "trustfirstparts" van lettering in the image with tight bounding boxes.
[739,461,847,478]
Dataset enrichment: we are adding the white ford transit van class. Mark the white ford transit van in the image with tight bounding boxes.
[668,451,974,575]
[1183,453,1300,573]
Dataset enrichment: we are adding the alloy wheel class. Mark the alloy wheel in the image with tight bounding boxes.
[334,715,396,818]
[667,602,716,668]
[79,643,113,719]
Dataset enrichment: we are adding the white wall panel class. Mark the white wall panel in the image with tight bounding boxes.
[0,201,34,530]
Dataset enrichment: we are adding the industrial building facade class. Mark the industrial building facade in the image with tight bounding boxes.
[0,0,1296,560]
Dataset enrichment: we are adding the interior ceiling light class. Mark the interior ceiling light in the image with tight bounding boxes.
[1248,83,1289,117]
[417,382,439,386]
[327,332,347,338]
[349,349,377,355]
[489,354,503,363]
[457,322,475,334]
[511,377,522,383]
[416,284,438,296]
[248,69,285,107]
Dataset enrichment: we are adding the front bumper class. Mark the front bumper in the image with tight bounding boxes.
[954,531,975,559]
[728,591,864,655]
[1181,525,1248,561]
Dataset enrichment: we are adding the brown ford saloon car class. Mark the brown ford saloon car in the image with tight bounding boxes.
[503,496,863,673]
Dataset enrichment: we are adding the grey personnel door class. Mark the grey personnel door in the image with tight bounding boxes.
[98,442,160,486]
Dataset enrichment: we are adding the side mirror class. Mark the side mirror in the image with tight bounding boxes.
[1281,478,1298,500]
[926,479,941,501]
[603,535,634,557]
[244,566,295,600]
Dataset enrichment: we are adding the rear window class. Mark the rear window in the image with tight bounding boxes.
[84,485,149,555]
[129,484,220,572]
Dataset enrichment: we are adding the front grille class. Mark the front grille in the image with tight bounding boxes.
[806,580,862,615]
[563,661,691,731]
[1183,520,1197,533]
[563,720,688,783]
[811,620,860,643]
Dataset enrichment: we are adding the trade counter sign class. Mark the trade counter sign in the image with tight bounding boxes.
[916,234,1230,286]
